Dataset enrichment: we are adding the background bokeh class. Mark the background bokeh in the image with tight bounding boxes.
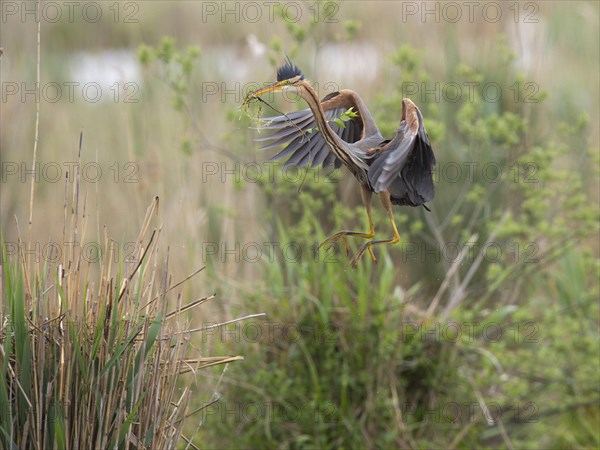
[2,1,599,448]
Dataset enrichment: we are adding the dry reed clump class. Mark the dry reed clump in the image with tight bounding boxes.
[0,134,241,449]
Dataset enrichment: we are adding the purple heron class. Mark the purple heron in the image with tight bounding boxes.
[245,58,436,267]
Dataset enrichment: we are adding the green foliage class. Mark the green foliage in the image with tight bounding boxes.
[204,247,471,449]
[303,107,358,134]
[332,106,359,128]
[342,19,362,41]
[138,38,201,153]
[274,1,342,51]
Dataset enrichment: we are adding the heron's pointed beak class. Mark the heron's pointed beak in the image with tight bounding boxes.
[244,80,289,104]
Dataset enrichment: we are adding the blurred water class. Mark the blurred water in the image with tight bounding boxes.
[68,49,142,101]
[214,34,268,81]
[316,42,381,85]
[508,18,547,73]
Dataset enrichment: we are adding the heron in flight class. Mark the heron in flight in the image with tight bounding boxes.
[244,58,436,267]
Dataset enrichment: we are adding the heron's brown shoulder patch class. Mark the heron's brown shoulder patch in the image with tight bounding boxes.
[402,98,419,133]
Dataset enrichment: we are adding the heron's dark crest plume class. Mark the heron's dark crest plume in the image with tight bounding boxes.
[277,56,304,82]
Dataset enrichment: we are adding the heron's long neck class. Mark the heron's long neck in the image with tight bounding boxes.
[299,84,356,168]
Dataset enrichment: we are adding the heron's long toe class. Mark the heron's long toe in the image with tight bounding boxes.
[319,229,375,258]
[350,243,378,268]
[319,232,350,256]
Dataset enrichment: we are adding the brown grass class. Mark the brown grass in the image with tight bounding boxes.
[0,131,243,449]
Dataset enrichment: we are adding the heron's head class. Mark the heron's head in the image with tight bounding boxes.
[245,56,307,101]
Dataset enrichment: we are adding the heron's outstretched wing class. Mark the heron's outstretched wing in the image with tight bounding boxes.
[367,99,436,207]
[253,90,377,169]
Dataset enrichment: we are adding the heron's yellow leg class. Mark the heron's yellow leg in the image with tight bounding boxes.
[319,185,376,261]
[350,191,400,268]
